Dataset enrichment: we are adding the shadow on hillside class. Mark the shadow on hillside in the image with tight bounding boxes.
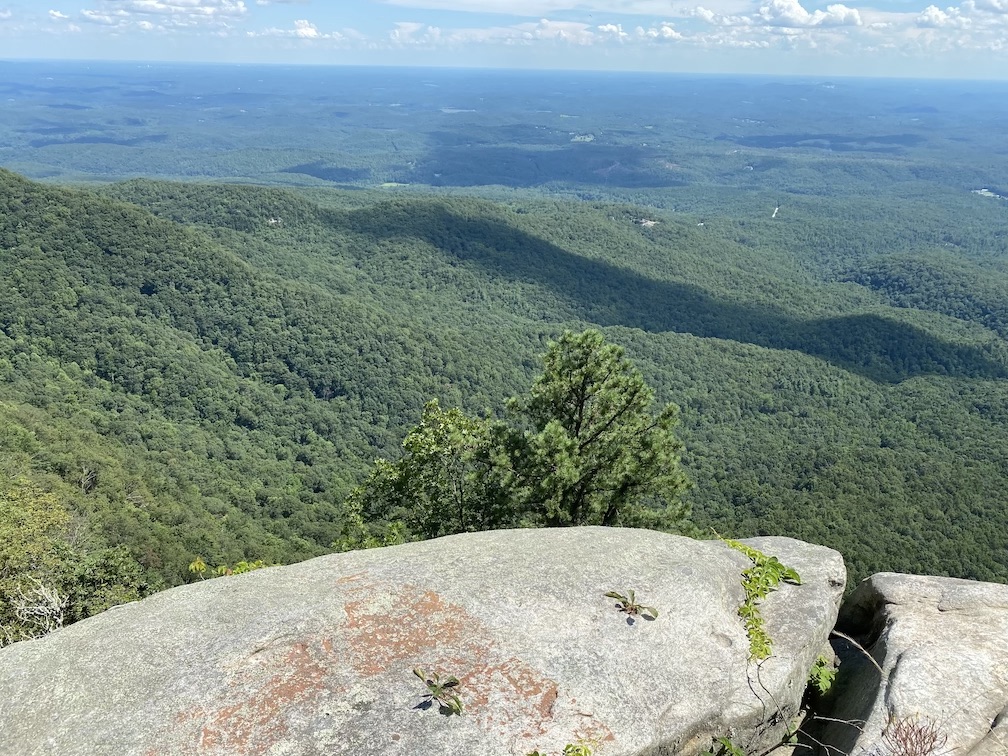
[338,201,1006,384]
[403,143,685,190]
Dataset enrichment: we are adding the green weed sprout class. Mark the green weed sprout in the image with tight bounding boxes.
[413,668,463,715]
[604,589,658,622]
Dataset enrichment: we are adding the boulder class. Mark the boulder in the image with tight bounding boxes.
[809,573,1008,756]
[0,528,845,756]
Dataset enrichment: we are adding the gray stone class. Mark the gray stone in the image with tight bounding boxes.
[0,528,845,756]
[811,573,1008,756]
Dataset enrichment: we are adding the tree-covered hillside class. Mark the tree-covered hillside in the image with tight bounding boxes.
[2,168,1008,629]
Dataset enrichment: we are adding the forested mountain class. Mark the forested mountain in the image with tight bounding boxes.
[2,167,1008,635]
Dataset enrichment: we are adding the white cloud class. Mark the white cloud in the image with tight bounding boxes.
[386,17,598,45]
[377,9,893,53]
[637,22,685,38]
[389,20,425,41]
[757,0,861,27]
[379,0,693,14]
[248,17,342,39]
[855,7,910,27]
[77,0,248,28]
[293,18,318,37]
[690,7,752,25]
[522,18,596,43]
[863,0,1008,53]
[689,0,860,29]
[49,9,70,20]
[597,22,630,39]
[690,26,772,46]
[969,0,1008,11]
[916,4,970,26]
[51,0,1000,64]
[80,9,127,25]
[905,0,1008,39]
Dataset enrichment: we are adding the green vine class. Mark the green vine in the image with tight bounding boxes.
[720,536,801,660]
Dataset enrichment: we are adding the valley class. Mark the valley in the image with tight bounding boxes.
[2,63,1008,636]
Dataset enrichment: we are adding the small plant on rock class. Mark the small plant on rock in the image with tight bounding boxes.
[604,589,658,622]
[710,736,746,756]
[880,713,948,756]
[808,654,837,696]
[413,668,463,715]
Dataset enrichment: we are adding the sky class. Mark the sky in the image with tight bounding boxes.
[0,0,1005,79]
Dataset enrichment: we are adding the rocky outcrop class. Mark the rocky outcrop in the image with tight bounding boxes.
[0,528,844,756]
[809,573,1008,756]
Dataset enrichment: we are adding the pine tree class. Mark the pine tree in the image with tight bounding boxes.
[509,329,690,528]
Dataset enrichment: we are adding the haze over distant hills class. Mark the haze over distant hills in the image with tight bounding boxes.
[3,62,1007,198]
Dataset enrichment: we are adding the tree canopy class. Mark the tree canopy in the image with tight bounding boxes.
[3,166,1008,636]
[339,329,691,546]
[340,400,507,543]
[508,329,690,529]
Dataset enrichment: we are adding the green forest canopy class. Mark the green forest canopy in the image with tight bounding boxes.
[2,167,1008,637]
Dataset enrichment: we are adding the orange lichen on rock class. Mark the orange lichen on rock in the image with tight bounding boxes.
[459,657,562,738]
[343,581,573,744]
[166,636,341,756]
[343,586,476,677]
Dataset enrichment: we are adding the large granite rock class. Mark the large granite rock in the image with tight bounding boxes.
[811,573,1008,756]
[0,528,844,756]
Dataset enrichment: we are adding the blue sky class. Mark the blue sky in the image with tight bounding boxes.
[1,0,1005,78]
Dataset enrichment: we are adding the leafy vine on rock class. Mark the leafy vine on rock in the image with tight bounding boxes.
[719,536,801,660]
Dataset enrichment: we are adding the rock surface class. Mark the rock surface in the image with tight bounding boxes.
[0,528,845,756]
[811,572,1008,756]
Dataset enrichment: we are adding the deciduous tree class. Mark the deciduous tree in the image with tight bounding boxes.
[339,399,510,543]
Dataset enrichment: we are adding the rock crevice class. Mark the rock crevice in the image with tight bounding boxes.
[808,573,1008,756]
